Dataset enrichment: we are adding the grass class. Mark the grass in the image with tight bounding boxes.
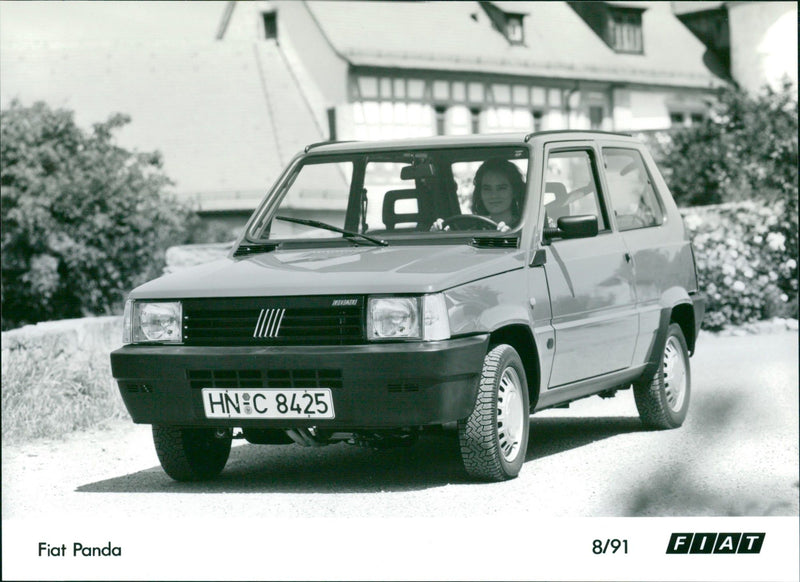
[1,335,129,444]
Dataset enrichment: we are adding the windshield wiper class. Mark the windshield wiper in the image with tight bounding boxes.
[274,216,388,247]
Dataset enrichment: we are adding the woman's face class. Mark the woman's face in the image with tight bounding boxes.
[479,171,513,216]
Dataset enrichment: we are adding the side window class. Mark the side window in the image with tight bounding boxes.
[543,150,607,231]
[602,148,664,231]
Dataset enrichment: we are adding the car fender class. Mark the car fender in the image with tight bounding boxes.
[444,269,530,336]
[640,287,695,380]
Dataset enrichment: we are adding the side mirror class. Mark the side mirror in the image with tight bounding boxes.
[544,215,598,242]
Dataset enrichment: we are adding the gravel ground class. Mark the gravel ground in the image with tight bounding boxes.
[3,329,797,521]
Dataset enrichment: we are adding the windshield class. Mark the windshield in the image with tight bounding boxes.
[249,146,530,244]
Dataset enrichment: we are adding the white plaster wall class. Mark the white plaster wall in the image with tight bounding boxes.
[613,89,709,131]
[615,89,670,130]
[728,2,798,94]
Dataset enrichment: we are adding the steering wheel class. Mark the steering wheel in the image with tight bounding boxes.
[440,214,499,231]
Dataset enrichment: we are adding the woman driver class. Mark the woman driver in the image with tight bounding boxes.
[432,158,525,231]
[471,158,525,230]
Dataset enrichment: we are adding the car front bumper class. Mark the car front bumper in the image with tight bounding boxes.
[110,335,489,429]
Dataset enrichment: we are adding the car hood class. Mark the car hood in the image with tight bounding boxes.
[130,244,526,299]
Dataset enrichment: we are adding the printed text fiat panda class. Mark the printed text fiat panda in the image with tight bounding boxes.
[110,131,704,482]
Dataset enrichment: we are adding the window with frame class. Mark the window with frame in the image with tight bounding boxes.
[669,112,686,127]
[506,15,524,45]
[608,8,643,54]
[543,150,607,231]
[262,12,277,40]
[669,110,705,128]
[602,148,663,231]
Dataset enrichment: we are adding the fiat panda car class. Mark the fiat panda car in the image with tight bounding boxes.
[110,131,704,482]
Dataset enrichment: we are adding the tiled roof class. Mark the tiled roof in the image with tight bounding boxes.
[0,38,324,202]
[305,1,727,88]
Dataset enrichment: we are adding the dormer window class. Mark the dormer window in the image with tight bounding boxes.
[262,11,277,40]
[506,15,524,45]
[478,2,526,46]
[608,7,643,53]
[568,2,646,55]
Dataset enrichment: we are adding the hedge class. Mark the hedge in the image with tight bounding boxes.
[681,202,798,331]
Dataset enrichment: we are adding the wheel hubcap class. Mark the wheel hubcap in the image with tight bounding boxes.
[497,366,525,462]
[663,336,687,413]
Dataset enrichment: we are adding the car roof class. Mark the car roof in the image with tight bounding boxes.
[304,130,638,155]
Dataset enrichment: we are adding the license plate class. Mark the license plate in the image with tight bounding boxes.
[202,388,335,419]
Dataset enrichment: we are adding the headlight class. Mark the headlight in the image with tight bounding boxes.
[368,297,419,339]
[367,294,450,341]
[126,301,183,344]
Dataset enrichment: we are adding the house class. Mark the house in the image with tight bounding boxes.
[1,1,794,233]
[240,0,729,140]
[673,1,798,99]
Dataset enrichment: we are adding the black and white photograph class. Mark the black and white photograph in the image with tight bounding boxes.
[1,1,798,580]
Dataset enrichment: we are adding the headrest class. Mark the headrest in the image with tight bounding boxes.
[544,182,567,198]
[382,189,421,229]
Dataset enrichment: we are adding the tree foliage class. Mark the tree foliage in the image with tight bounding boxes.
[663,81,798,208]
[1,101,192,330]
[660,81,798,310]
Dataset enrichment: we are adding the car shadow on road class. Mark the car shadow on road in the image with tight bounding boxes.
[525,415,644,462]
[77,416,645,494]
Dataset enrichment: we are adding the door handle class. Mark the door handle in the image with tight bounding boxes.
[624,252,632,263]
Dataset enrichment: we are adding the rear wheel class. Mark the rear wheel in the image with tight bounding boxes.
[152,426,232,481]
[458,344,530,481]
[634,323,691,429]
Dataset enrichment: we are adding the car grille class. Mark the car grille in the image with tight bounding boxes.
[181,296,364,346]
[187,369,343,390]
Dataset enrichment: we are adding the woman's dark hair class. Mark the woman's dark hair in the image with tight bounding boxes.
[471,158,526,223]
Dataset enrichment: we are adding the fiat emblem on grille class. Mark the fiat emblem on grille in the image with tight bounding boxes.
[253,308,286,338]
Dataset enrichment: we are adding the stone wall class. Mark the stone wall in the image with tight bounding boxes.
[1,315,123,355]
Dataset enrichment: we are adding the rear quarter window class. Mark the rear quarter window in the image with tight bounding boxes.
[602,148,664,231]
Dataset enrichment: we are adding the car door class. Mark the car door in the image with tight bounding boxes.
[598,144,681,368]
[540,143,639,387]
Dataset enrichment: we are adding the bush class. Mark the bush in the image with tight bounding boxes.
[659,81,798,329]
[1,101,193,330]
[681,202,798,331]
[663,81,798,210]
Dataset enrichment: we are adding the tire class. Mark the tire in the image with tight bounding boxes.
[458,344,530,481]
[152,426,232,482]
[634,323,691,430]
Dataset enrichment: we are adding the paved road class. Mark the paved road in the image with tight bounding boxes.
[3,331,798,520]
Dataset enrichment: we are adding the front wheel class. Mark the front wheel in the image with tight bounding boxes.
[458,344,530,481]
[152,426,232,481]
[634,323,691,429]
